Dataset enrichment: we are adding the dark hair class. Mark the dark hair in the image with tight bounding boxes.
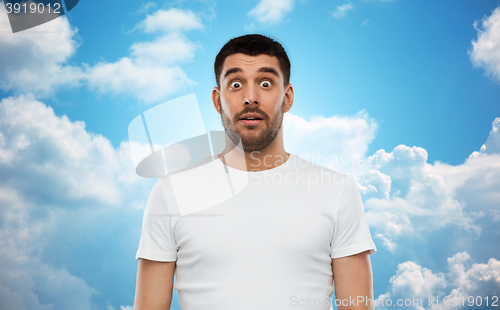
[214,34,291,88]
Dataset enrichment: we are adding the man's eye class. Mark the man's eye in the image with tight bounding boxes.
[230,81,242,89]
[260,80,271,88]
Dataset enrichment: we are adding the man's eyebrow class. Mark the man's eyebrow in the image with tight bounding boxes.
[258,67,280,77]
[223,67,280,79]
[224,67,242,79]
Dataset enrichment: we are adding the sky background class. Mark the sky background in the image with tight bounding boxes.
[0,0,500,309]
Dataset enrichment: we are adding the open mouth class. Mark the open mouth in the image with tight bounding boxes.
[239,115,263,126]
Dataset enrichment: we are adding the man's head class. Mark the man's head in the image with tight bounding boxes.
[214,34,291,89]
[212,34,294,153]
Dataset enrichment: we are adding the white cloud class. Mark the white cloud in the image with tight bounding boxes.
[332,4,353,19]
[433,156,500,218]
[137,2,157,14]
[375,233,397,253]
[377,261,446,308]
[130,33,198,66]
[284,110,378,175]
[0,6,202,104]
[248,0,294,24]
[0,92,152,206]
[362,144,489,249]
[377,252,500,310]
[0,180,95,310]
[359,118,500,251]
[0,94,127,205]
[0,94,153,309]
[470,7,500,83]
[138,8,203,33]
[0,256,96,310]
[478,117,500,154]
[286,111,500,252]
[0,4,82,96]
[0,6,205,303]
[85,9,202,104]
[85,57,194,104]
[108,306,133,310]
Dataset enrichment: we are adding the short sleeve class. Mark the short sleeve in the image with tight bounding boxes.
[330,176,376,259]
[136,178,178,261]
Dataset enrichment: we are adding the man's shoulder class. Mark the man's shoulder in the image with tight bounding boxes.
[147,176,182,214]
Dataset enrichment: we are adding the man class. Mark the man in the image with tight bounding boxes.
[133,34,376,310]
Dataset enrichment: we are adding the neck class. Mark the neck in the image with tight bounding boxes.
[218,132,290,172]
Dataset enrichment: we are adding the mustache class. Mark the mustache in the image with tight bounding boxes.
[234,107,269,121]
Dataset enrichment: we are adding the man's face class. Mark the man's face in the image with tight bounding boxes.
[212,53,293,152]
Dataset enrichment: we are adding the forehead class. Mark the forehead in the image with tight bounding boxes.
[221,53,282,78]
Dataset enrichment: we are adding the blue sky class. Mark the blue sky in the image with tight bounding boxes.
[0,0,499,309]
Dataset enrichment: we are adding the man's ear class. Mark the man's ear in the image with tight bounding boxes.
[212,87,222,115]
[284,83,294,113]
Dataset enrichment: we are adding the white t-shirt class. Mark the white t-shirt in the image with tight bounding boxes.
[136,154,376,310]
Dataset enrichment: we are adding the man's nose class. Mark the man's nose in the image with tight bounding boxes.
[243,84,259,106]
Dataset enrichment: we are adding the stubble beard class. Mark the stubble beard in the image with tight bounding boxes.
[220,98,286,153]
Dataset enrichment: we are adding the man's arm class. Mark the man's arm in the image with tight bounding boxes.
[332,250,374,310]
[133,258,176,310]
